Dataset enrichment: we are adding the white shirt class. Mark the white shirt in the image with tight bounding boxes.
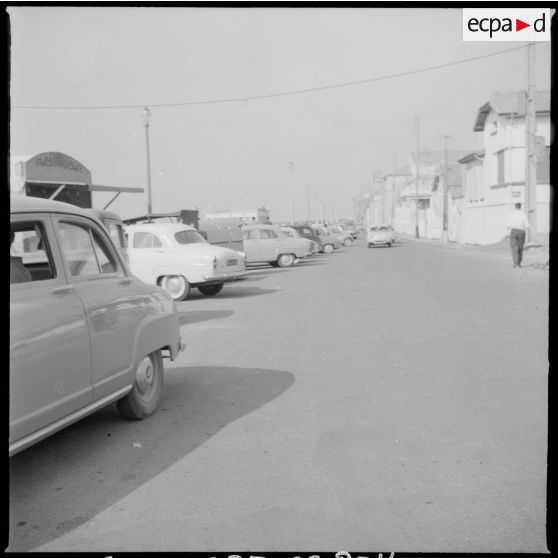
[507,209,530,231]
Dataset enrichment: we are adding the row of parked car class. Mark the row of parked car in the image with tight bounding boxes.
[9,195,358,455]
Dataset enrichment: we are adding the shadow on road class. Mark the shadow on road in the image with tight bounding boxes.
[184,284,281,300]
[8,366,295,552]
[178,309,234,325]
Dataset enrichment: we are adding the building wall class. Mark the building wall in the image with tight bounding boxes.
[461,110,551,245]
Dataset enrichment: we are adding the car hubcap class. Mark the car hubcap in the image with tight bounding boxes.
[164,276,184,298]
[136,356,154,395]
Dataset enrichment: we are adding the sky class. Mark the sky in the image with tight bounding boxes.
[8,6,552,223]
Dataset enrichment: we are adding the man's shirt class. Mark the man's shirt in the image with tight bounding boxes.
[507,210,530,231]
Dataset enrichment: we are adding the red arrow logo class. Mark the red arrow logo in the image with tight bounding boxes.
[516,19,530,31]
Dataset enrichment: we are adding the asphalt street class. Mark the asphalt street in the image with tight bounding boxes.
[8,236,549,553]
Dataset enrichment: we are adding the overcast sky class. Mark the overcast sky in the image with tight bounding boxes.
[8,6,552,222]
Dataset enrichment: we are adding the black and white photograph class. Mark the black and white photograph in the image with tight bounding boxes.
[7,4,551,554]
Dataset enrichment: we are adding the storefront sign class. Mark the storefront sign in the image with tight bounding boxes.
[24,152,91,184]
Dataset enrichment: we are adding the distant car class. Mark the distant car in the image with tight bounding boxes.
[242,224,311,267]
[328,225,354,246]
[279,226,320,254]
[311,226,342,253]
[336,223,358,239]
[126,222,247,300]
[367,225,395,247]
[289,225,326,253]
[10,196,184,456]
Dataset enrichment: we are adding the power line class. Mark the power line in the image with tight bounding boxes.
[12,44,529,110]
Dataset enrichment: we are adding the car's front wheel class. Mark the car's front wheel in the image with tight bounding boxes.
[323,244,334,253]
[198,284,224,296]
[117,350,164,420]
[277,253,296,267]
[160,275,190,301]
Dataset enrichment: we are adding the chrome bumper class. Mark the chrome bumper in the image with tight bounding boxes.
[202,270,247,282]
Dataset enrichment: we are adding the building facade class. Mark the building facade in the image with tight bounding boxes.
[459,90,551,245]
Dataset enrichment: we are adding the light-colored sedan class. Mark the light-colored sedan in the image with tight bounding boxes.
[367,225,395,247]
[311,226,342,253]
[328,225,354,246]
[126,222,247,300]
[10,196,184,456]
[242,224,312,266]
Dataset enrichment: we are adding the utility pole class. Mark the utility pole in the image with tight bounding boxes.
[525,43,537,243]
[442,135,450,243]
[415,114,420,238]
[288,162,294,225]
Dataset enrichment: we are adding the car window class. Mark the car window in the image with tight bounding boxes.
[57,221,121,277]
[260,229,279,239]
[104,219,126,250]
[243,229,257,240]
[132,231,163,249]
[174,230,207,244]
[10,221,56,284]
[301,228,312,234]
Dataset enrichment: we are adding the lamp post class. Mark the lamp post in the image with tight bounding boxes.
[288,161,294,224]
[415,114,420,238]
[142,106,153,218]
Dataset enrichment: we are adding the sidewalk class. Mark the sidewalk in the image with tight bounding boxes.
[397,234,550,270]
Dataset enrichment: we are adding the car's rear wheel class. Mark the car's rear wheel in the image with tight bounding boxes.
[323,244,334,253]
[277,253,296,267]
[198,284,224,296]
[117,350,164,420]
[160,275,190,301]
[344,238,353,246]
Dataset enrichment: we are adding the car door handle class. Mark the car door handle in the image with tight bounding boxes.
[118,278,132,286]
[51,286,74,296]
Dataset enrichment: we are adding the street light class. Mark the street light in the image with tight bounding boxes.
[141,106,153,218]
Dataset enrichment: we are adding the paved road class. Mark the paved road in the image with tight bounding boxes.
[8,236,549,553]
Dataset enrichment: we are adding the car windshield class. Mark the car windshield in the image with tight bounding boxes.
[174,230,208,244]
[371,226,390,232]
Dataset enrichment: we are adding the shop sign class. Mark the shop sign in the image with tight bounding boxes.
[24,152,92,184]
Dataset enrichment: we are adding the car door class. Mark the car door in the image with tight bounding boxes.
[242,228,261,262]
[127,229,167,283]
[10,214,93,448]
[258,228,282,259]
[53,216,150,401]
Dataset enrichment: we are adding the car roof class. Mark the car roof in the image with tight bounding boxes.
[90,208,123,221]
[125,222,196,233]
[10,195,99,220]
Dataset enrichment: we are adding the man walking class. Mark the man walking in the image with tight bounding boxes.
[506,202,530,268]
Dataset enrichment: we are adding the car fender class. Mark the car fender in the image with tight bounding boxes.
[132,310,182,364]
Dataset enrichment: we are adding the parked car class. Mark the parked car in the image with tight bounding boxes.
[279,226,320,254]
[10,196,184,456]
[125,222,246,300]
[311,225,342,253]
[336,223,358,239]
[328,225,354,246]
[242,224,311,267]
[367,225,395,247]
[289,225,325,253]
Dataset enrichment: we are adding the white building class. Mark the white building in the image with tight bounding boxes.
[205,207,271,224]
[459,90,551,245]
